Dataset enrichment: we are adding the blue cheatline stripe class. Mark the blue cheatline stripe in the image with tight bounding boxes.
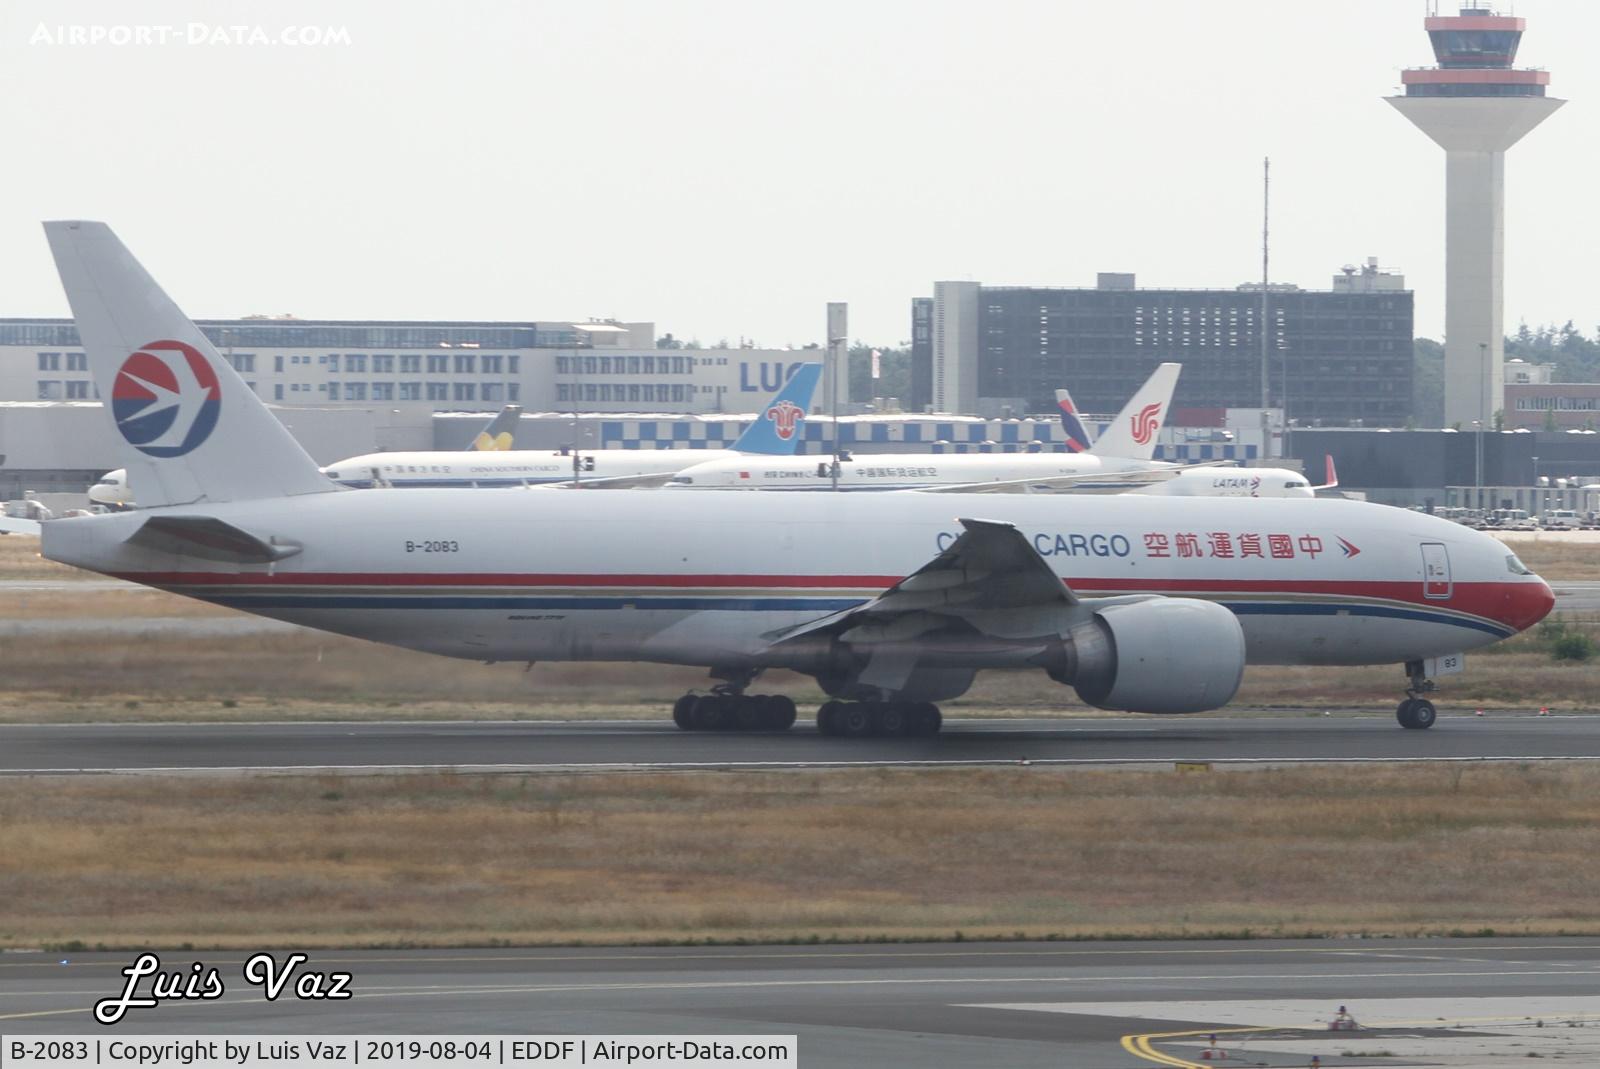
[196,590,1512,636]
[336,477,568,489]
[1221,601,1513,639]
[210,595,869,612]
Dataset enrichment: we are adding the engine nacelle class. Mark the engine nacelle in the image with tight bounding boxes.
[1067,598,1245,714]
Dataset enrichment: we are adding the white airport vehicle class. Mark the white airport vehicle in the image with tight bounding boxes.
[1541,509,1582,529]
[323,364,822,489]
[664,364,1183,491]
[90,404,530,509]
[37,221,1555,736]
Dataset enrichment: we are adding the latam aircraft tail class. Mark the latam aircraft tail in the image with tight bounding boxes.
[1087,362,1181,462]
[43,221,334,507]
[1054,389,1093,453]
[470,405,522,451]
[728,362,823,455]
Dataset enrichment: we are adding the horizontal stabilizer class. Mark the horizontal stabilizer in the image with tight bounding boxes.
[0,516,42,536]
[127,515,301,564]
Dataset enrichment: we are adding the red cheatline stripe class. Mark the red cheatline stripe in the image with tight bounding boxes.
[108,570,1542,618]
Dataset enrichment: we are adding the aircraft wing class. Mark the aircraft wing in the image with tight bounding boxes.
[546,472,679,490]
[0,516,42,536]
[766,517,1078,650]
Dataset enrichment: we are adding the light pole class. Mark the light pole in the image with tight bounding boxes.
[1477,341,1488,498]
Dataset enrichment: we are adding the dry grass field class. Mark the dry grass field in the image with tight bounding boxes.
[4,763,1599,949]
[1,532,1596,720]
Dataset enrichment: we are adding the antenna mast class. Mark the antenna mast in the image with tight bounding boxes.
[1260,156,1271,411]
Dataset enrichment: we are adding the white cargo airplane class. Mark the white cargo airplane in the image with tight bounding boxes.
[323,363,822,489]
[89,404,530,509]
[665,364,1184,491]
[37,222,1554,737]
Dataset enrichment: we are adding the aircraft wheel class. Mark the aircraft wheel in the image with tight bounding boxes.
[765,695,797,731]
[672,695,696,731]
[1397,698,1437,730]
[877,703,911,737]
[735,698,768,731]
[907,703,943,737]
[817,701,844,736]
[691,695,733,731]
[841,703,878,738]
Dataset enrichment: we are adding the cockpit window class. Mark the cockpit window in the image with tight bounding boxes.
[1506,554,1533,576]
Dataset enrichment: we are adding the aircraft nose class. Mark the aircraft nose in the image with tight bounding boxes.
[1503,577,1556,633]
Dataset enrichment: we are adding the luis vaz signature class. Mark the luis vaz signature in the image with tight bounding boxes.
[94,951,352,1024]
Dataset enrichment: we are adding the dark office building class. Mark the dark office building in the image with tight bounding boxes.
[911,265,1414,426]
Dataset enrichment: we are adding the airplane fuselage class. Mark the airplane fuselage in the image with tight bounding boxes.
[42,491,1551,673]
[324,448,744,488]
[667,452,1164,491]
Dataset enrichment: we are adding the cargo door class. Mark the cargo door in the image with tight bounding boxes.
[1421,542,1452,600]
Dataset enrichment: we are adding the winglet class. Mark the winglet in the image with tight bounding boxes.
[1086,362,1181,461]
[43,221,335,507]
[469,405,522,451]
[1054,389,1094,453]
[729,363,824,456]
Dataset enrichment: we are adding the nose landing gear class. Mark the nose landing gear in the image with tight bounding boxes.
[1396,659,1438,730]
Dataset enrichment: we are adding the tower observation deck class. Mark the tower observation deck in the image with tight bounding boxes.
[1388,6,1563,431]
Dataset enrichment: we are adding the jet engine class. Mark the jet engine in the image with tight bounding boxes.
[1056,598,1245,714]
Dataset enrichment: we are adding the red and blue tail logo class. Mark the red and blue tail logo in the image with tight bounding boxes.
[110,339,221,458]
[766,399,805,441]
[1056,391,1091,453]
[1130,401,1163,446]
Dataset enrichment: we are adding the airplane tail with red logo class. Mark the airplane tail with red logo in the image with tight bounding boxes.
[43,221,334,507]
[727,362,823,455]
[1086,362,1181,462]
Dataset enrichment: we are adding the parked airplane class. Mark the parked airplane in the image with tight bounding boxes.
[323,364,822,489]
[1047,390,1339,500]
[471,405,522,452]
[38,221,1553,738]
[89,404,531,509]
[664,364,1183,490]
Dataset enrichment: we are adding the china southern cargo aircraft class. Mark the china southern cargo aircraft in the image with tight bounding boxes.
[322,363,822,489]
[38,222,1553,737]
[90,404,528,509]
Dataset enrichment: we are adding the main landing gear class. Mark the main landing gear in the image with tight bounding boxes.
[816,700,942,738]
[1396,659,1438,730]
[672,668,798,732]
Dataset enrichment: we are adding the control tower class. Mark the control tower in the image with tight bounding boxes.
[1388,5,1563,430]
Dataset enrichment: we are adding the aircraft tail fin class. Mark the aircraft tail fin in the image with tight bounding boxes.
[1054,389,1094,453]
[1312,454,1339,491]
[469,405,522,451]
[1087,362,1181,461]
[43,221,334,507]
[730,363,823,455]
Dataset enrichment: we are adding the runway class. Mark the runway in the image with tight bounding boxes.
[4,939,1600,1066]
[4,713,1600,775]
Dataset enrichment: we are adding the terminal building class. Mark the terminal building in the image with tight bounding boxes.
[0,317,815,416]
[909,262,1414,426]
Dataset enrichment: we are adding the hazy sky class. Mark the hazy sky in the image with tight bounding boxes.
[1,0,1592,348]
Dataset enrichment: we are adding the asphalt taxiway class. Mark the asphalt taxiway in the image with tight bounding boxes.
[3,714,1600,775]
[4,939,1599,1067]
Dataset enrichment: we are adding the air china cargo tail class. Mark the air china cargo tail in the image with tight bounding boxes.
[40,221,1554,738]
[322,364,822,489]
